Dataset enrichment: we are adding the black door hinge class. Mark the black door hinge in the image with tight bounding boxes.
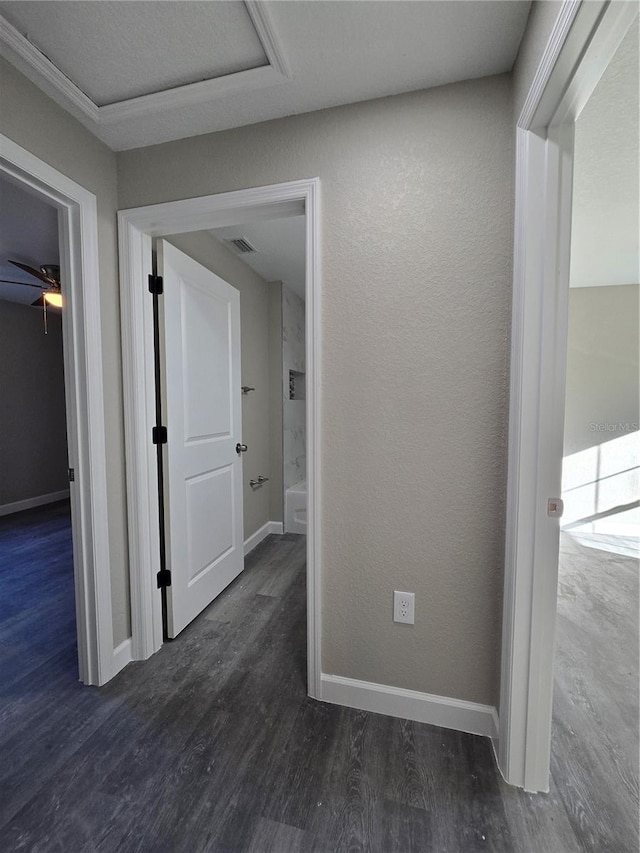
[157,569,172,588]
[148,274,163,295]
[68,467,75,482]
[152,425,168,445]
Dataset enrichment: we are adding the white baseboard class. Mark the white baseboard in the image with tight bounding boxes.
[112,637,133,678]
[0,489,71,517]
[321,674,499,740]
[244,520,284,555]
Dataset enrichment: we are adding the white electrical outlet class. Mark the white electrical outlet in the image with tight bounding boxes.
[393,591,415,624]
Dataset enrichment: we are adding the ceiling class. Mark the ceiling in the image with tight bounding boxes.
[212,215,306,300]
[0,1,532,151]
[570,22,639,289]
[0,175,59,305]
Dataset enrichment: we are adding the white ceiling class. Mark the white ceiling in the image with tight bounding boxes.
[0,175,59,305]
[212,215,306,300]
[570,23,639,289]
[0,1,532,151]
[0,1,268,105]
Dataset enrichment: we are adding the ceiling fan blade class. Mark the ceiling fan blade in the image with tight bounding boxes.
[8,260,56,285]
[0,277,45,288]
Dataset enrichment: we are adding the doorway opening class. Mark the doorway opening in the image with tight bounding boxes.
[210,214,308,539]
[499,0,638,792]
[0,134,114,685]
[149,212,308,643]
[118,178,321,697]
[0,176,76,687]
[554,22,638,844]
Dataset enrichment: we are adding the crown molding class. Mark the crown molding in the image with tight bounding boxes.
[0,15,100,122]
[245,0,291,79]
[0,1,289,136]
[98,64,285,123]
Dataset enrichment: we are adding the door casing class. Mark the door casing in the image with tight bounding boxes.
[499,0,638,791]
[0,134,115,685]
[118,178,322,698]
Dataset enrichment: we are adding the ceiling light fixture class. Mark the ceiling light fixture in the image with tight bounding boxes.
[44,291,63,308]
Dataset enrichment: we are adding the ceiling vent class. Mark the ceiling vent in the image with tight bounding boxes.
[227,236,257,254]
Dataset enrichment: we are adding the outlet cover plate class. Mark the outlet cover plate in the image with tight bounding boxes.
[393,590,415,624]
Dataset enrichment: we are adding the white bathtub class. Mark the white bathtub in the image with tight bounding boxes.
[285,480,307,534]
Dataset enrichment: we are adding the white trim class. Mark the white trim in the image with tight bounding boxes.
[269,521,284,536]
[0,489,70,517]
[0,15,100,122]
[517,0,584,130]
[244,522,271,555]
[0,2,289,136]
[111,637,133,678]
[321,674,499,740]
[500,0,638,792]
[118,178,322,700]
[243,520,284,556]
[98,66,286,124]
[0,134,114,687]
[245,0,292,79]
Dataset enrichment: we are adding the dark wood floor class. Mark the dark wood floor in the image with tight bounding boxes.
[0,504,637,852]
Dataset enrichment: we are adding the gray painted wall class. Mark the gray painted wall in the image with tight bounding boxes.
[119,75,514,706]
[564,284,640,456]
[269,282,284,524]
[0,301,68,506]
[165,232,273,541]
[282,283,306,492]
[0,56,130,645]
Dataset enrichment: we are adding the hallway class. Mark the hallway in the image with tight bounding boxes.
[0,507,637,851]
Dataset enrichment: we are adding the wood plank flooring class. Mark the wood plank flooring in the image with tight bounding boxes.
[0,504,637,852]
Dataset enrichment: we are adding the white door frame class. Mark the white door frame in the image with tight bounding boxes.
[118,178,322,698]
[0,134,114,686]
[499,0,638,791]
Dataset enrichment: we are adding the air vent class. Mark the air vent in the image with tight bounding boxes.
[227,237,257,254]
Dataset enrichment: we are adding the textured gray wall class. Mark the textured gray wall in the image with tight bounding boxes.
[0,56,130,645]
[164,232,272,540]
[564,284,640,456]
[269,283,284,524]
[0,301,68,506]
[119,75,514,706]
[282,283,306,491]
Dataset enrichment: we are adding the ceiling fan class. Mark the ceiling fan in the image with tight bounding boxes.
[0,260,63,333]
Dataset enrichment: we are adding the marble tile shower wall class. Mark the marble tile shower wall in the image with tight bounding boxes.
[282,284,306,490]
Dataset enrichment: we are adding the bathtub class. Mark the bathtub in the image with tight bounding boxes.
[285,480,307,534]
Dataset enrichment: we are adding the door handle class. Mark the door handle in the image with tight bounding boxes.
[236,443,248,454]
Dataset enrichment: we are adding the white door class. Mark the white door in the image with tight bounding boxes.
[158,240,244,638]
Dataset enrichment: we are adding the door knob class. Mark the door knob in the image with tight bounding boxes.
[236,443,248,454]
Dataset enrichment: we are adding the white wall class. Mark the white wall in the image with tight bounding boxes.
[118,75,514,707]
[0,56,130,645]
[0,301,68,507]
